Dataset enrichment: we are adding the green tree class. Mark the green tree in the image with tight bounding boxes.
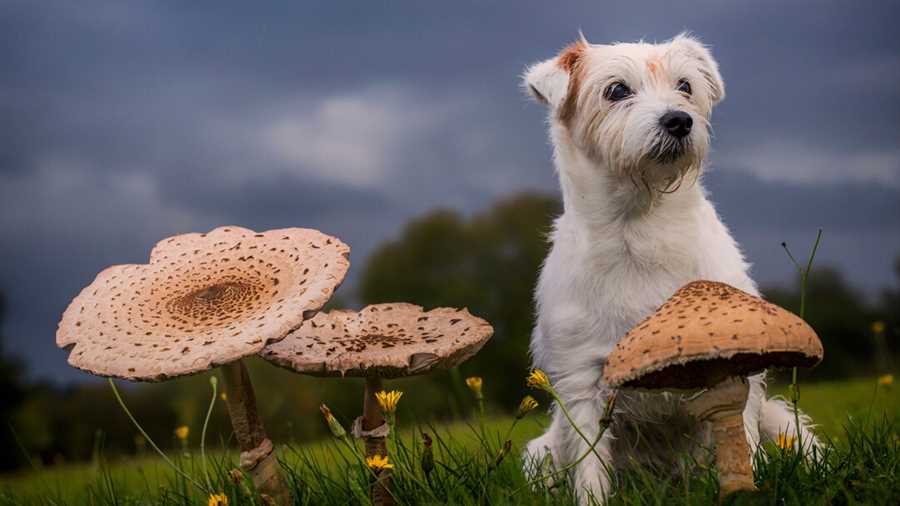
[876,254,900,360]
[0,291,27,470]
[359,193,561,409]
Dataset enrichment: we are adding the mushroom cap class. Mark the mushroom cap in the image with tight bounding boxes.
[57,226,350,381]
[259,303,494,378]
[603,280,823,390]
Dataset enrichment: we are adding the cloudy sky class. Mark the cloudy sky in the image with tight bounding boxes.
[2,1,898,382]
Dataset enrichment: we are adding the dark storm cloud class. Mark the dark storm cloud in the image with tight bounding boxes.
[1,0,898,381]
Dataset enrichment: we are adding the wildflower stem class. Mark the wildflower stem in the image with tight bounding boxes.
[107,378,209,493]
[518,392,618,493]
[200,375,217,493]
[547,389,606,462]
[476,399,488,448]
[782,228,822,454]
[526,370,607,463]
[7,421,39,472]
[501,418,520,447]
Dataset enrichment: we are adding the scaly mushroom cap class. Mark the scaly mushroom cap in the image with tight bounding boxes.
[260,303,494,378]
[603,280,823,390]
[57,226,350,381]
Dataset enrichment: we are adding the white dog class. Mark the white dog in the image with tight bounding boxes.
[522,33,816,504]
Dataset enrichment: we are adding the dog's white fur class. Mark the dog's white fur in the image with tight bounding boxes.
[522,33,817,504]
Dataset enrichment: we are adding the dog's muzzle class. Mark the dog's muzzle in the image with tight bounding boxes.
[649,111,694,163]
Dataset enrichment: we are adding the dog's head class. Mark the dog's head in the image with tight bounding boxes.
[524,33,724,192]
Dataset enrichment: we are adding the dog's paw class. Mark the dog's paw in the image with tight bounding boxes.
[523,435,563,490]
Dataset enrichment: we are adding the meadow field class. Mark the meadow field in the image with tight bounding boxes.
[2,376,898,505]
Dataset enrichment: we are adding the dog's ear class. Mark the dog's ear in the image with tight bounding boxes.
[523,37,587,111]
[671,33,725,105]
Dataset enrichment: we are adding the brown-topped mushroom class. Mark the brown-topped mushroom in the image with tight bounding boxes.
[260,303,493,504]
[602,280,823,498]
[57,226,350,505]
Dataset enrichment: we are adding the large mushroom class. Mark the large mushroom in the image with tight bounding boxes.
[57,226,350,504]
[602,280,823,498]
[260,303,494,504]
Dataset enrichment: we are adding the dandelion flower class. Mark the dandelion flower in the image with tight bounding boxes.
[776,433,795,450]
[465,376,484,399]
[174,425,189,441]
[375,390,403,414]
[516,396,539,419]
[319,404,346,438]
[871,321,886,334]
[366,454,394,471]
[878,374,893,387]
[208,493,228,506]
[526,369,551,391]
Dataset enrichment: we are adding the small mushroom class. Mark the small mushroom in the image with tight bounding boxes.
[602,280,823,498]
[260,303,493,505]
[57,226,350,505]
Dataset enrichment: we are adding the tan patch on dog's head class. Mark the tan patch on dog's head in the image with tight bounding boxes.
[558,40,585,72]
[557,40,587,124]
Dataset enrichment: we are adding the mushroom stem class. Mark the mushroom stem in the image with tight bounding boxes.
[362,375,388,460]
[363,376,385,432]
[221,360,291,505]
[685,377,755,499]
[362,375,392,506]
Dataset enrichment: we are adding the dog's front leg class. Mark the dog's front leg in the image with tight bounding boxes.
[558,394,615,505]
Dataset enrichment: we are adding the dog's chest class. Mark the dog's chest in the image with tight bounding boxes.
[538,214,708,354]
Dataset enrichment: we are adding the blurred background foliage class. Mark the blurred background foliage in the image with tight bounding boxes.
[2,192,898,472]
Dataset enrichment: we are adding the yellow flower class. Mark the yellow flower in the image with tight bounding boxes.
[319,404,346,438]
[878,374,894,387]
[516,396,539,419]
[375,390,403,415]
[220,392,228,401]
[466,376,484,401]
[526,369,551,391]
[208,493,228,506]
[174,425,189,441]
[776,433,795,450]
[871,321,886,335]
[366,454,394,471]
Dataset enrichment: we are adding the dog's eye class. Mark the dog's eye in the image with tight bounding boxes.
[604,82,632,102]
[676,79,692,96]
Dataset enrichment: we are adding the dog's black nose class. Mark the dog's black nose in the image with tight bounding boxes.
[659,111,693,138]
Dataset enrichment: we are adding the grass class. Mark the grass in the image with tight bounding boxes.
[1,376,898,505]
